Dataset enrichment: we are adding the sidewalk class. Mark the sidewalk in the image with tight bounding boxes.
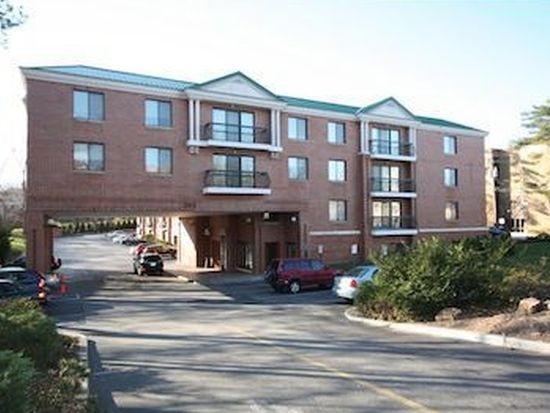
[163,260,263,285]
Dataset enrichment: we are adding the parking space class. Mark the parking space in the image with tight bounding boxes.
[53,234,550,413]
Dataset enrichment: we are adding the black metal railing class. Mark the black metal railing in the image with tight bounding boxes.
[370,178,416,192]
[369,139,415,157]
[202,123,271,144]
[371,215,416,229]
[204,170,271,189]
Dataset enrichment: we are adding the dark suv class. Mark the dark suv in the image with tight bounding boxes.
[265,258,340,294]
[133,253,164,276]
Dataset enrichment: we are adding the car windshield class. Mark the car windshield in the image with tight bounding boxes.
[347,267,369,277]
[145,255,162,262]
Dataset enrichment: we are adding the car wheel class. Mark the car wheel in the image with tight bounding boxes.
[133,265,137,274]
[288,280,301,294]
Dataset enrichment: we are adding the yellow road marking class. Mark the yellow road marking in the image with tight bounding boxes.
[231,327,440,413]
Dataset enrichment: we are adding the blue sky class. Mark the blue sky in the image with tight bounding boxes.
[1,0,549,186]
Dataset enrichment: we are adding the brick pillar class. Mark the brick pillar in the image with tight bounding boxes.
[25,211,53,273]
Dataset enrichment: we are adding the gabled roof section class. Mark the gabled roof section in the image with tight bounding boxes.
[23,65,195,91]
[189,71,283,101]
[416,115,485,133]
[280,95,359,114]
[357,96,417,119]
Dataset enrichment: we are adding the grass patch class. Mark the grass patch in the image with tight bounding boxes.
[507,240,550,275]
[9,227,25,259]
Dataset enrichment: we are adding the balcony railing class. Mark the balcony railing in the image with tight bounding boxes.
[202,122,271,145]
[370,139,415,157]
[371,215,416,230]
[370,178,416,193]
[204,170,271,189]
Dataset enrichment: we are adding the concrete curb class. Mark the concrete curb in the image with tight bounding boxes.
[58,329,90,395]
[345,308,550,356]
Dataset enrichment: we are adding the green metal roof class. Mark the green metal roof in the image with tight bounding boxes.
[279,95,359,114]
[24,65,484,133]
[26,65,195,91]
[415,115,484,133]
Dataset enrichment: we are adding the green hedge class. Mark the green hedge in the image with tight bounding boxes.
[0,350,35,413]
[0,300,93,413]
[356,237,513,321]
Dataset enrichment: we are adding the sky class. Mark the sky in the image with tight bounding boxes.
[0,0,549,187]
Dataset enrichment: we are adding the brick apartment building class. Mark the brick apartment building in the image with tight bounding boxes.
[488,144,550,236]
[22,65,488,273]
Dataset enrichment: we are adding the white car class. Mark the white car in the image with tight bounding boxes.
[332,265,378,301]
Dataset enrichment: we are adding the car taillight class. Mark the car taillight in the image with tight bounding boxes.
[350,279,358,288]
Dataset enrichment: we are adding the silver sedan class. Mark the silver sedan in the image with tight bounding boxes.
[332,265,378,301]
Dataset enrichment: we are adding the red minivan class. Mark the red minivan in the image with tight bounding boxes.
[264,258,341,294]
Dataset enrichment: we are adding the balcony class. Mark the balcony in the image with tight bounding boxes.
[371,215,418,236]
[195,122,280,152]
[203,170,271,195]
[370,178,416,198]
[369,139,416,161]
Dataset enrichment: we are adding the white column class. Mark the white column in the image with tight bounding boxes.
[188,99,195,141]
[360,121,370,154]
[194,100,201,141]
[275,110,281,147]
[270,109,276,146]
[360,121,365,153]
[409,127,417,156]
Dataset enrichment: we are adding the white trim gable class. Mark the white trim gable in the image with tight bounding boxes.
[195,74,279,101]
[367,99,415,120]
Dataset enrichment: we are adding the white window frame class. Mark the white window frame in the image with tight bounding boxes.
[328,160,346,182]
[288,157,308,180]
[329,200,347,222]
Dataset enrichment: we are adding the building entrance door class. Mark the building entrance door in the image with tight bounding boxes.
[264,242,279,270]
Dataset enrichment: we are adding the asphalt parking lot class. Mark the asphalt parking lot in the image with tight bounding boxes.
[54,234,550,413]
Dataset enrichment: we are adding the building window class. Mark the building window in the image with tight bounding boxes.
[288,157,308,180]
[444,168,458,187]
[445,201,459,221]
[328,121,345,144]
[288,117,307,140]
[328,160,346,182]
[329,200,347,222]
[145,99,172,127]
[73,90,104,121]
[145,147,173,174]
[444,135,457,155]
[73,142,105,171]
[212,154,255,187]
[372,201,402,228]
[212,109,255,143]
[371,128,401,155]
[372,165,400,192]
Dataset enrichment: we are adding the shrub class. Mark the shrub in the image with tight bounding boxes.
[501,266,550,304]
[0,300,65,371]
[31,357,88,413]
[0,350,36,413]
[356,236,513,321]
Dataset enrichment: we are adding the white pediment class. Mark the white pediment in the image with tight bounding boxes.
[198,74,279,101]
[368,99,415,120]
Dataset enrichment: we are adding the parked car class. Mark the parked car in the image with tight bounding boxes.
[4,255,26,268]
[2,255,62,271]
[332,265,378,302]
[107,230,126,238]
[0,279,44,302]
[137,244,176,259]
[264,258,341,294]
[0,268,48,304]
[133,253,164,276]
[122,236,145,246]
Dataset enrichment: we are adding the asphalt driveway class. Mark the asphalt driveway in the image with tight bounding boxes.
[54,234,550,412]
